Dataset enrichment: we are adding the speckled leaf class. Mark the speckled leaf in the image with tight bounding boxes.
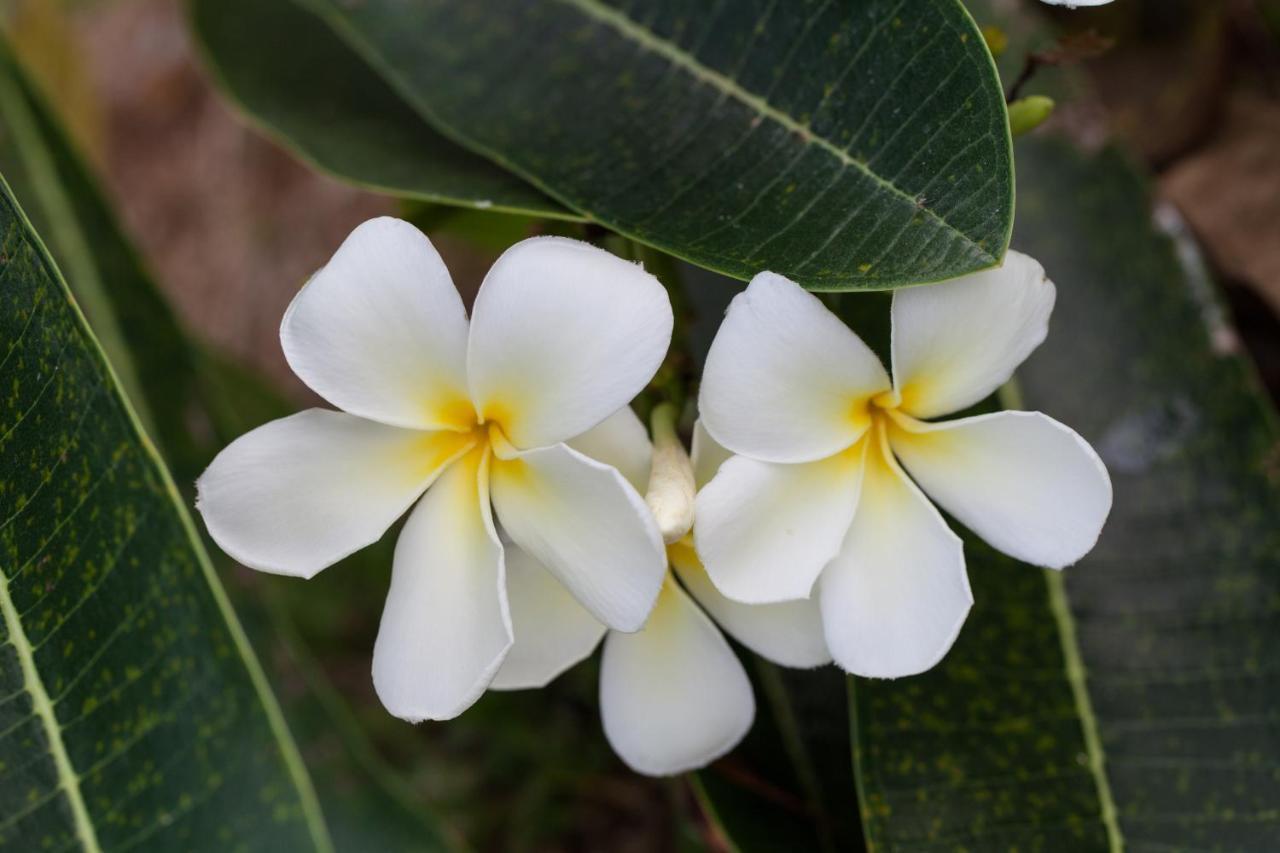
[263,0,1013,289]
[185,0,576,220]
[850,137,1280,850]
[0,174,331,848]
[0,46,459,849]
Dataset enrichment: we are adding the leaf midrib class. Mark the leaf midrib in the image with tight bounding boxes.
[0,171,335,852]
[0,566,101,853]
[554,0,998,264]
[998,380,1123,852]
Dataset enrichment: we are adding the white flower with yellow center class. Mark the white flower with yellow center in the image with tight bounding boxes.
[486,407,830,776]
[196,218,673,721]
[695,252,1113,678]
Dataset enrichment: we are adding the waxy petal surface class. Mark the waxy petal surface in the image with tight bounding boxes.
[281,217,473,430]
[694,443,865,604]
[700,272,890,463]
[197,409,471,578]
[892,250,1055,419]
[820,432,972,678]
[889,410,1112,569]
[467,237,672,449]
[373,448,511,721]
[600,579,754,776]
[490,441,666,632]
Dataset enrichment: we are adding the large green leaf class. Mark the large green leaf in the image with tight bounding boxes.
[0,44,460,850]
[200,0,1012,289]
[851,136,1280,849]
[186,0,577,221]
[0,173,329,848]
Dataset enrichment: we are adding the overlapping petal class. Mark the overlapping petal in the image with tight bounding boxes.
[694,443,865,604]
[467,237,673,450]
[490,441,665,632]
[280,217,473,431]
[700,272,890,464]
[372,448,511,721]
[489,544,606,690]
[565,406,652,492]
[889,410,1112,569]
[196,409,473,578]
[600,578,754,776]
[669,541,830,668]
[690,419,733,490]
[820,428,971,678]
[891,250,1055,419]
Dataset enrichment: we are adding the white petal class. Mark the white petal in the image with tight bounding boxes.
[196,409,473,578]
[489,544,606,690]
[669,542,830,668]
[693,444,864,604]
[891,250,1055,419]
[699,271,890,464]
[600,578,754,776]
[467,237,673,449]
[281,217,474,430]
[820,429,971,678]
[372,448,511,721]
[889,410,1112,569]
[690,419,732,490]
[566,406,652,492]
[490,441,666,631]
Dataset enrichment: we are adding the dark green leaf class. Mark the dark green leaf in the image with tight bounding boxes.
[211,0,1013,289]
[851,136,1280,850]
[186,0,576,220]
[0,170,329,849]
[0,43,459,851]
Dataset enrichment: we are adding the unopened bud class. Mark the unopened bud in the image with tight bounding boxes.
[644,403,696,545]
[1008,95,1055,137]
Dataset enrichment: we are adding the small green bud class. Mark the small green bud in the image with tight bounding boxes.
[1008,95,1056,137]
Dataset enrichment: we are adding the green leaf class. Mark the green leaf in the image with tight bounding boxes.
[0,172,329,848]
[851,136,1280,849]
[201,0,1013,289]
[0,44,457,851]
[186,0,577,220]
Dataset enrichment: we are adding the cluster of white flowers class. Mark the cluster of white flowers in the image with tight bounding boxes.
[197,217,1111,776]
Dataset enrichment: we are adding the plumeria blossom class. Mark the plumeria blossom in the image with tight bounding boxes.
[488,407,830,776]
[196,218,673,721]
[1040,1,1113,6]
[695,252,1112,679]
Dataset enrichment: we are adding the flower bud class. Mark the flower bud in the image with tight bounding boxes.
[644,403,696,544]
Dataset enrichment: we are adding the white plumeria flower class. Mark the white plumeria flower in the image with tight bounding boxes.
[196,218,673,721]
[695,252,1113,679]
[1040,1,1113,6]
[486,408,830,776]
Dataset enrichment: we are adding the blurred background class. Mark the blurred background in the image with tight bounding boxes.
[2,0,1277,849]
